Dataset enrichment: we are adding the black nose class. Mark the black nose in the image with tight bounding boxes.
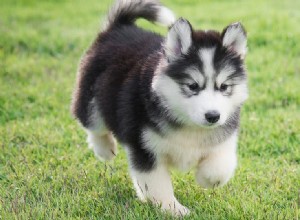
[205,111,220,123]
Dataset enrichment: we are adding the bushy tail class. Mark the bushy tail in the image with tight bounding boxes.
[103,0,175,30]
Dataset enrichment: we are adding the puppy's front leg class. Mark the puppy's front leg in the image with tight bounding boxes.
[196,133,238,188]
[130,163,190,216]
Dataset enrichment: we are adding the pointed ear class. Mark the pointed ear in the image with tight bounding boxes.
[164,18,193,61]
[222,22,247,58]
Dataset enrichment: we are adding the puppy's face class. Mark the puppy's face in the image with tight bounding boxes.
[152,19,248,128]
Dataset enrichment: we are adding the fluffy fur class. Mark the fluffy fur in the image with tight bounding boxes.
[71,0,248,216]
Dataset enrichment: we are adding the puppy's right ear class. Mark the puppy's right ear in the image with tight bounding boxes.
[164,18,193,62]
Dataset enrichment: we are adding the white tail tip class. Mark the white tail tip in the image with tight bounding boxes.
[156,6,176,27]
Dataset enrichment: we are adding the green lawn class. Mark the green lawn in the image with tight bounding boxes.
[0,0,299,219]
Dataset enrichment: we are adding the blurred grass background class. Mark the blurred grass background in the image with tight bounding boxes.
[0,0,299,219]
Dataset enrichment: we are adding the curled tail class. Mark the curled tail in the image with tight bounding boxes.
[104,0,176,30]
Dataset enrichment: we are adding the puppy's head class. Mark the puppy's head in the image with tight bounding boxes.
[153,18,248,128]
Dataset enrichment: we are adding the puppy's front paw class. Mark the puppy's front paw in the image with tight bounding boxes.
[160,200,190,216]
[196,171,228,189]
[195,154,237,189]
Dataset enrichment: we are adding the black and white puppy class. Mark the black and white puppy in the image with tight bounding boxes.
[71,0,248,215]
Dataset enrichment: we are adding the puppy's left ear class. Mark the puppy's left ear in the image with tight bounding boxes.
[222,22,247,59]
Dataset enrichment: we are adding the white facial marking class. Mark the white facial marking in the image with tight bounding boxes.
[199,47,216,78]
[184,66,205,87]
[216,65,235,86]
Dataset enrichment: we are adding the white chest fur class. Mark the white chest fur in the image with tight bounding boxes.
[142,126,234,171]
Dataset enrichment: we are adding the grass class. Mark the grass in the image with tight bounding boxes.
[0,0,299,219]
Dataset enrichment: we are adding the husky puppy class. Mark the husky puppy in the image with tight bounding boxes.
[71,0,248,215]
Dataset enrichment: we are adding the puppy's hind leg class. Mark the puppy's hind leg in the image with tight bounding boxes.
[85,100,117,161]
[87,130,117,161]
[71,61,117,161]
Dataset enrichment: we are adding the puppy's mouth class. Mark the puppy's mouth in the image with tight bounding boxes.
[192,121,221,129]
[202,122,220,129]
